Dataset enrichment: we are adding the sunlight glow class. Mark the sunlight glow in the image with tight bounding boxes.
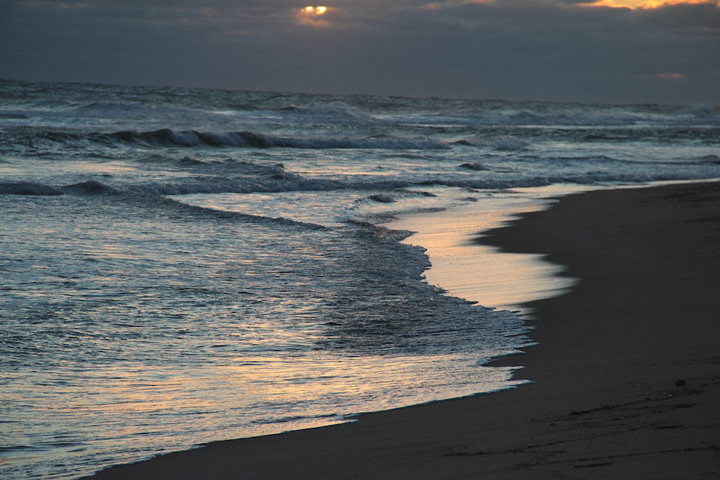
[297,5,331,26]
[578,0,717,9]
[301,5,328,15]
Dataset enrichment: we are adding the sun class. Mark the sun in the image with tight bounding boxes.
[301,5,328,16]
[297,5,330,26]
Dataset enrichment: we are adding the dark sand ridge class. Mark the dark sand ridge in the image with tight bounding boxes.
[87,181,720,479]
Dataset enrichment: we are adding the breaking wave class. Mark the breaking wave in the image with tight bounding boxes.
[20,128,451,150]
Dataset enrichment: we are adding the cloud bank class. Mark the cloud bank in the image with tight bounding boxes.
[1,0,718,104]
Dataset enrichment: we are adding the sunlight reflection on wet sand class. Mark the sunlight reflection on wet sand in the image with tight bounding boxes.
[387,185,599,313]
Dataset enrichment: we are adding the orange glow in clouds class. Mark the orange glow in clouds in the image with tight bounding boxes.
[579,0,716,9]
[657,73,686,79]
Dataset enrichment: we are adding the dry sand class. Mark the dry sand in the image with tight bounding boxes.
[86,181,720,479]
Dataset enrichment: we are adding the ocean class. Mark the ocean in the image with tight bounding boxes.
[1,79,718,479]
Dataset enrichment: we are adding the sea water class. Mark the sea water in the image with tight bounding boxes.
[1,79,718,479]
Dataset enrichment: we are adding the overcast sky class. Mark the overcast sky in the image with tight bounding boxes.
[2,0,718,104]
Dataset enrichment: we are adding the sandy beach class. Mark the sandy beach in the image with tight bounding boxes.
[86,181,720,479]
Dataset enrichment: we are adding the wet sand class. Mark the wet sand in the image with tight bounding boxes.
[86,181,720,479]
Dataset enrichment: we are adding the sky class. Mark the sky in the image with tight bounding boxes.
[1,0,719,104]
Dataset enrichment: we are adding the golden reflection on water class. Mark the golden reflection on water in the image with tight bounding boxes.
[12,351,521,446]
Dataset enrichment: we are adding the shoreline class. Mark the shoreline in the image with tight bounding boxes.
[386,184,594,312]
[86,181,720,479]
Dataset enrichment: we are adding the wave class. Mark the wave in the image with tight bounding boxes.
[2,143,715,205]
[4,167,713,201]
[0,112,29,120]
[0,180,119,196]
[459,162,490,171]
[62,180,118,195]
[21,128,451,151]
[539,154,720,167]
[368,194,396,203]
[137,155,292,175]
[452,135,529,151]
[163,196,329,231]
[384,107,720,129]
[288,101,382,126]
[463,106,720,127]
[0,181,63,196]
[0,169,408,200]
[695,154,720,164]
[0,178,330,231]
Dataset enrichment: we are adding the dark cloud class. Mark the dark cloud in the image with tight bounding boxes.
[1,0,718,104]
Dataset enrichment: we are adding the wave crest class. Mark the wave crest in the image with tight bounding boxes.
[25,128,450,151]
